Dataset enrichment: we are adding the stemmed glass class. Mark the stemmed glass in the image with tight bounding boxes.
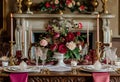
[39,48,48,68]
[35,47,40,66]
[105,47,117,67]
[109,47,117,65]
[35,47,48,68]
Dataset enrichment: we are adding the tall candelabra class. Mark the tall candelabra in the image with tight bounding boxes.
[96,14,100,60]
[25,0,33,14]
[101,0,109,14]
[17,0,23,13]
[9,41,15,65]
[10,13,15,65]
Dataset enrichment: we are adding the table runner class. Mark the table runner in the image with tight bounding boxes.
[10,73,28,82]
[92,72,110,82]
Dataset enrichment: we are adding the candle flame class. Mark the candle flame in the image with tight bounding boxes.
[10,13,13,18]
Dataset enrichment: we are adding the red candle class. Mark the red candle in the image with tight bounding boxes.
[11,13,13,42]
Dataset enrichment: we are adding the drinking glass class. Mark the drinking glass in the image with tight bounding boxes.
[105,47,117,67]
[35,47,40,66]
[39,48,48,68]
[109,47,117,65]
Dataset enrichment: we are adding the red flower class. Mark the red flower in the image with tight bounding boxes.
[66,32,75,42]
[46,25,52,31]
[78,22,83,29]
[51,4,56,9]
[66,0,72,4]
[79,5,86,11]
[53,32,60,39]
[58,44,67,54]
[76,32,81,36]
[50,44,58,51]
[45,2,51,8]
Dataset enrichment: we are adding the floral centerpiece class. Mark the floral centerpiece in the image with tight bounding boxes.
[37,0,94,13]
[37,17,86,61]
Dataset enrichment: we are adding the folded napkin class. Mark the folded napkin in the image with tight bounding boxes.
[92,72,110,82]
[10,73,28,82]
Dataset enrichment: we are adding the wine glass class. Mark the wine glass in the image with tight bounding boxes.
[109,47,117,65]
[35,47,40,66]
[39,48,48,68]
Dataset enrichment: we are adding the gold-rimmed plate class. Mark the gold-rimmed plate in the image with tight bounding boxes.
[80,65,116,72]
[3,66,40,73]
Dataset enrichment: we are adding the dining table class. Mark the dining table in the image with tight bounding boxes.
[0,65,120,82]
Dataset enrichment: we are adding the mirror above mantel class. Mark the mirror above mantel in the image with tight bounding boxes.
[12,13,115,58]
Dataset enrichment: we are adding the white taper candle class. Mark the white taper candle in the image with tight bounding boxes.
[97,14,100,42]
[87,22,89,46]
[11,13,13,42]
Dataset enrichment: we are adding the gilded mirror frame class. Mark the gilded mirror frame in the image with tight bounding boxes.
[0,0,7,35]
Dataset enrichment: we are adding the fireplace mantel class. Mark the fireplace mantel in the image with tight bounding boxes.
[13,13,114,18]
[13,13,115,58]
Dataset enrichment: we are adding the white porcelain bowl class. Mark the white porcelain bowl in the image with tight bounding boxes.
[2,61,8,67]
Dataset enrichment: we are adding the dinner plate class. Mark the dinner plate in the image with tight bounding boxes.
[80,65,116,72]
[4,66,40,73]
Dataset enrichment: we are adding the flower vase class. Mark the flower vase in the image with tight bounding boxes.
[53,52,66,66]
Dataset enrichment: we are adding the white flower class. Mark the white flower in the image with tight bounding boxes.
[79,45,82,51]
[39,39,48,47]
[66,41,76,50]
[54,0,59,4]
[68,3,73,8]
[76,2,81,6]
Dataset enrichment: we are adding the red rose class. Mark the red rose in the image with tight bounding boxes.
[46,25,52,30]
[58,44,67,54]
[76,32,81,36]
[66,0,72,4]
[54,32,60,39]
[50,44,58,51]
[51,4,56,9]
[45,2,51,8]
[79,5,85,11]
[78,22,83,29]
[66,32,75,42]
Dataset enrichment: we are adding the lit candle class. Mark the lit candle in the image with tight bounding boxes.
[97,14,100,42]
[10,13,13,42]
[87,22,89,46]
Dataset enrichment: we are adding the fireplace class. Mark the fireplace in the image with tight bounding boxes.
[13,14,114,58]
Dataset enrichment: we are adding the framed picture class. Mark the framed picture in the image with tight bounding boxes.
[0,0,7,35]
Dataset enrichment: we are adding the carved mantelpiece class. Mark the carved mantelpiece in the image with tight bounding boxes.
[12,13,114,58]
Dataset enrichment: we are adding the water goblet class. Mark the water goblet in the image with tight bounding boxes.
[109,47,117,65]
[39,48,48,68]
[35,47,41,66]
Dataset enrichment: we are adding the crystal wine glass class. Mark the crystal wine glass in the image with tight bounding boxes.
[109,47,117,65]
[35,47,40,66]
[39,48,48,68]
